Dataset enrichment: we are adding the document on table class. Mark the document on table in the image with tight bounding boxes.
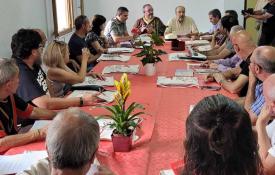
[97,54,131,62]
[102,65,140,74]
[68,90,117,103]
[135,34,152,43]
[160,169,175,175]
[157,76,199,87]
[175,69,194,77]
[107,47,135,53]
[185,40,209,46]
[194,68,220,74]
[73,76,114,87]
[196,45,212,52]
[168,52,207,61]
[30,120,51,131]
[0,151,48,174]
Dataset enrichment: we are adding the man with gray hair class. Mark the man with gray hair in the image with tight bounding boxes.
[132,4,166,36]
[165,6,199,37]
[20,108,114,175]
[0,58,56,153]
[245,46,275,125]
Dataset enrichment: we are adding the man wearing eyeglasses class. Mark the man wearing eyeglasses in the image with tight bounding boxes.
[244,46,275,125]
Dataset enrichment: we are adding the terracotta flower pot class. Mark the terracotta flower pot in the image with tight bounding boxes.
[144,63,156,76]
[111,133,133,152]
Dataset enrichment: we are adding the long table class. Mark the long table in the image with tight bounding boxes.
[4,43,236,175]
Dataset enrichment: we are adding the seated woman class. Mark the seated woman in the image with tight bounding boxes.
[86,15,109,55]
[43,41,103,97]
[0,59,56,153]
[183,94,263,175]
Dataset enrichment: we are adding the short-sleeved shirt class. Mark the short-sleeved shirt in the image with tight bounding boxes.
[104,18,128,45]
[266,120,275,157]
[165,16,199,36]
[250,82,265,116]
[85,31,105,55]
[238,55,251,97]
[68,33,88,65]
[0,94,33,137]
[16,59,48,103]
[262,3,275,33]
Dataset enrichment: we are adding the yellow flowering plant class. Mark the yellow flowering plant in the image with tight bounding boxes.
[101,73,145,136]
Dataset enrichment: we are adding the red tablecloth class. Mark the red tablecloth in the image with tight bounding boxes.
[5,43,236,175]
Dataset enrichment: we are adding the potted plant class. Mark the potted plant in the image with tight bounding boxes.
[101,73,145,152]
[135,34,166,76]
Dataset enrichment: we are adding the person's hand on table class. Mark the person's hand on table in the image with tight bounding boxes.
[83,93,105,106]
[209,63,218,69]
[205,73,215,82]
[200,60,212,68]
[213,73,225,84]
[87,71,105,80]
[95,166,115,175]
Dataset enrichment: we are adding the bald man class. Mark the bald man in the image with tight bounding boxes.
[256,74,275,175]
[206,31,256,97]
[164,6,198,37]
[245,46,275,125]
[132,4,166,36]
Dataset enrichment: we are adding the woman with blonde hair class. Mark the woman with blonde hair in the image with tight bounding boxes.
[43,40,103,97]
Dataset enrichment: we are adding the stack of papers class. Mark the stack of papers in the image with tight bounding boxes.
[0,151,48,174]
[185,40,209,46]
[73,77,114,87]
[194,69,220,74]
[157,76,199,87]
[160,169,175,175]
[196,45,212,52]
[187,63,204,69]
[102,65,140,74]
[136,34,152,43]
[168,53,206,61]
[107,47,135,53]
[175,69,194,77]
[97,54,131,62]
[68,90,117,103]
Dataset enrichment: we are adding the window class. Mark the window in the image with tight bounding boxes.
[52,0,84,36]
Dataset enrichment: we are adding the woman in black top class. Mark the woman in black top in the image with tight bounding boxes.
[86,15,109,55]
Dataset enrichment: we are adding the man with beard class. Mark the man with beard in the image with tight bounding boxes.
[165,6,199,37]
[132,4,166,36]
[11,29,100,110]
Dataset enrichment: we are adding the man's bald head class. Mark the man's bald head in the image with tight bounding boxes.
[252,46,275,73]
[263,74,275,114]
[231,30,256,59]
[33,29,47,47]
[46,108,100,170]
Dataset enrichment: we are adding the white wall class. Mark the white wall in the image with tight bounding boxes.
[0,0,244,58]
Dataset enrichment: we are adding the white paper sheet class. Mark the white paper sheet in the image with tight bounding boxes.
[0,151,48,174]
[67,90,117,103]
[175,69,194,77]
[160,169,175,175]
[185,40,209,46]
[196,45,212,52]
[194,69,220,74]
[30,120,51,131]
[97,54,131,62]
[135,34,152,43]
[157,76,199,87]
[102,65,140,74]
[168,52,206,61]
[107,47,135,53]
[73,77,114,87]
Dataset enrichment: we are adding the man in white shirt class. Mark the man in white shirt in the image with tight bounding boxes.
[256,73,275,174]
[164,6,198,37]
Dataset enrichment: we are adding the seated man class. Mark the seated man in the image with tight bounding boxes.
[11,29,99,110]
[104,7,134,46]
[132,4,166,36]
[68,15,100,70]
[255,74,275,175]
[19,108,114,175]
[206,16,239,60]
[165,6,198,37]
[0,59,56,153]
[200,9,222,36]
[206,31,256,97]
[245,46,275,125]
